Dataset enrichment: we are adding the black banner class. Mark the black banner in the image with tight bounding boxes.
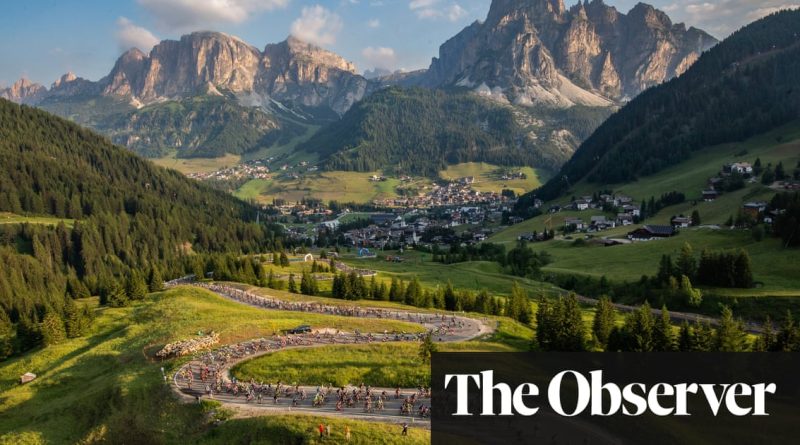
[432,353,800,444]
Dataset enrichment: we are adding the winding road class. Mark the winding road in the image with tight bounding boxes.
[167,282,494,426]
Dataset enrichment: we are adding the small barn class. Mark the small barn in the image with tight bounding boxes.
[628,225,676,241]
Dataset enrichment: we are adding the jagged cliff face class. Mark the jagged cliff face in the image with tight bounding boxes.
[424,0,718,106]
[0,78,48,104]
[9,32,369,117]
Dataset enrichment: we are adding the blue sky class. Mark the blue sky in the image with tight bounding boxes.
[0,0,797,87]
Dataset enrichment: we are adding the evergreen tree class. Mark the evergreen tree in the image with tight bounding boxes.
[443,281,457,311]
[389,277,401,302]
[677,322,693,351]
[40,311,67,346]
[592,296,616,349]
[676,243,696,279]
[126,270,148,301]
[0,312,14,360]
[714,306,749,351]
[691,321,715,352]
[280,252,290,267]
[148,267,164,292]
[419,333,438,364]
[679,275,703,307]
[266,269,277,289]
[653,305,676,351]
[560,294,586,351]
[690,210,701,226]
[16,315,42,351]
[288,273,297,293]
[377,282,389,301]
[656,255,674,285]
[776,311,800,351]
[64,298,89,338]
[753,317,777,352]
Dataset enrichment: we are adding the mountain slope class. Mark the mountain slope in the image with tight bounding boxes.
[0,98,281,337]
[299,87,611,176]
[418,0,717,105]
[518,9,800,209]
[3,32,371,159]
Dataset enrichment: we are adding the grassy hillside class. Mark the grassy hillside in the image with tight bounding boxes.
[524,9,800,204]
[0,287,432,444]
[234,171,410,204]
[491,122,800,302]
[301,87,609,176]
[439,163,545,195]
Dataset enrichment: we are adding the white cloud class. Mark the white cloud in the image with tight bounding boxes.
[409,0,466,22]
[362,46,397,69]
[138,0,289,30]
[446,4,467,21]
[664,0,800,37]
[367,18,381,28]
[290,5,343,47]
[116,17,160,53]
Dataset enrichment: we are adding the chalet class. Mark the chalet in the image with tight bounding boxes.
[533,198,544,209]
[726,162,753,175]
[508,216,524,225]
[628,225,676,240]
[702,190,719,201]
[742,201,768,218]
[590,215,616,230]
[574,199,590,211]
[617,213,634,226]
[671,216,692,228]
[565,217,585,230]
[621,204,641,217]
[617,195,633,205]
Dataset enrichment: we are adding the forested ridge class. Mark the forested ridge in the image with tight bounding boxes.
[0,98,283,357]
[520,9,800,205]
[301,87,610,176]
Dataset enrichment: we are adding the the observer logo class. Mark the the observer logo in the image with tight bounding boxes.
[444,370,777,417]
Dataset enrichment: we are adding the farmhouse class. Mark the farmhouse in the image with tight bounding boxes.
[726,162,753,175]
[617,213,634,226]
[702,190,719,201]
[628,225,677,240]
[573,199,590,211]
[742,201,768,218]
[671,216,692,228]
[565,217,585,230]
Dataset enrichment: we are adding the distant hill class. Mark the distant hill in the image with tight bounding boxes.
[518,9,800,210]
[299,87,611,176]
[0,98,281,337]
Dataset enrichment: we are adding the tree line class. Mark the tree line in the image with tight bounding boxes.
[0,99,285,358]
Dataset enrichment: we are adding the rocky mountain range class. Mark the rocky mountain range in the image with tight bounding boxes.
[3,32,370,118]
[411,0,718,106]
[0,1,717,164]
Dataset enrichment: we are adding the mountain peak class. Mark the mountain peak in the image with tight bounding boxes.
[425,0,717,104]
[0,77,47,104]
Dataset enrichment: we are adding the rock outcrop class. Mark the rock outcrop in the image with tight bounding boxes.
[422,0,718,106]
[7,32,370,117]
[0,78,47,105]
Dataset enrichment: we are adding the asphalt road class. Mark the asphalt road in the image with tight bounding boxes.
[169,282,494,426]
